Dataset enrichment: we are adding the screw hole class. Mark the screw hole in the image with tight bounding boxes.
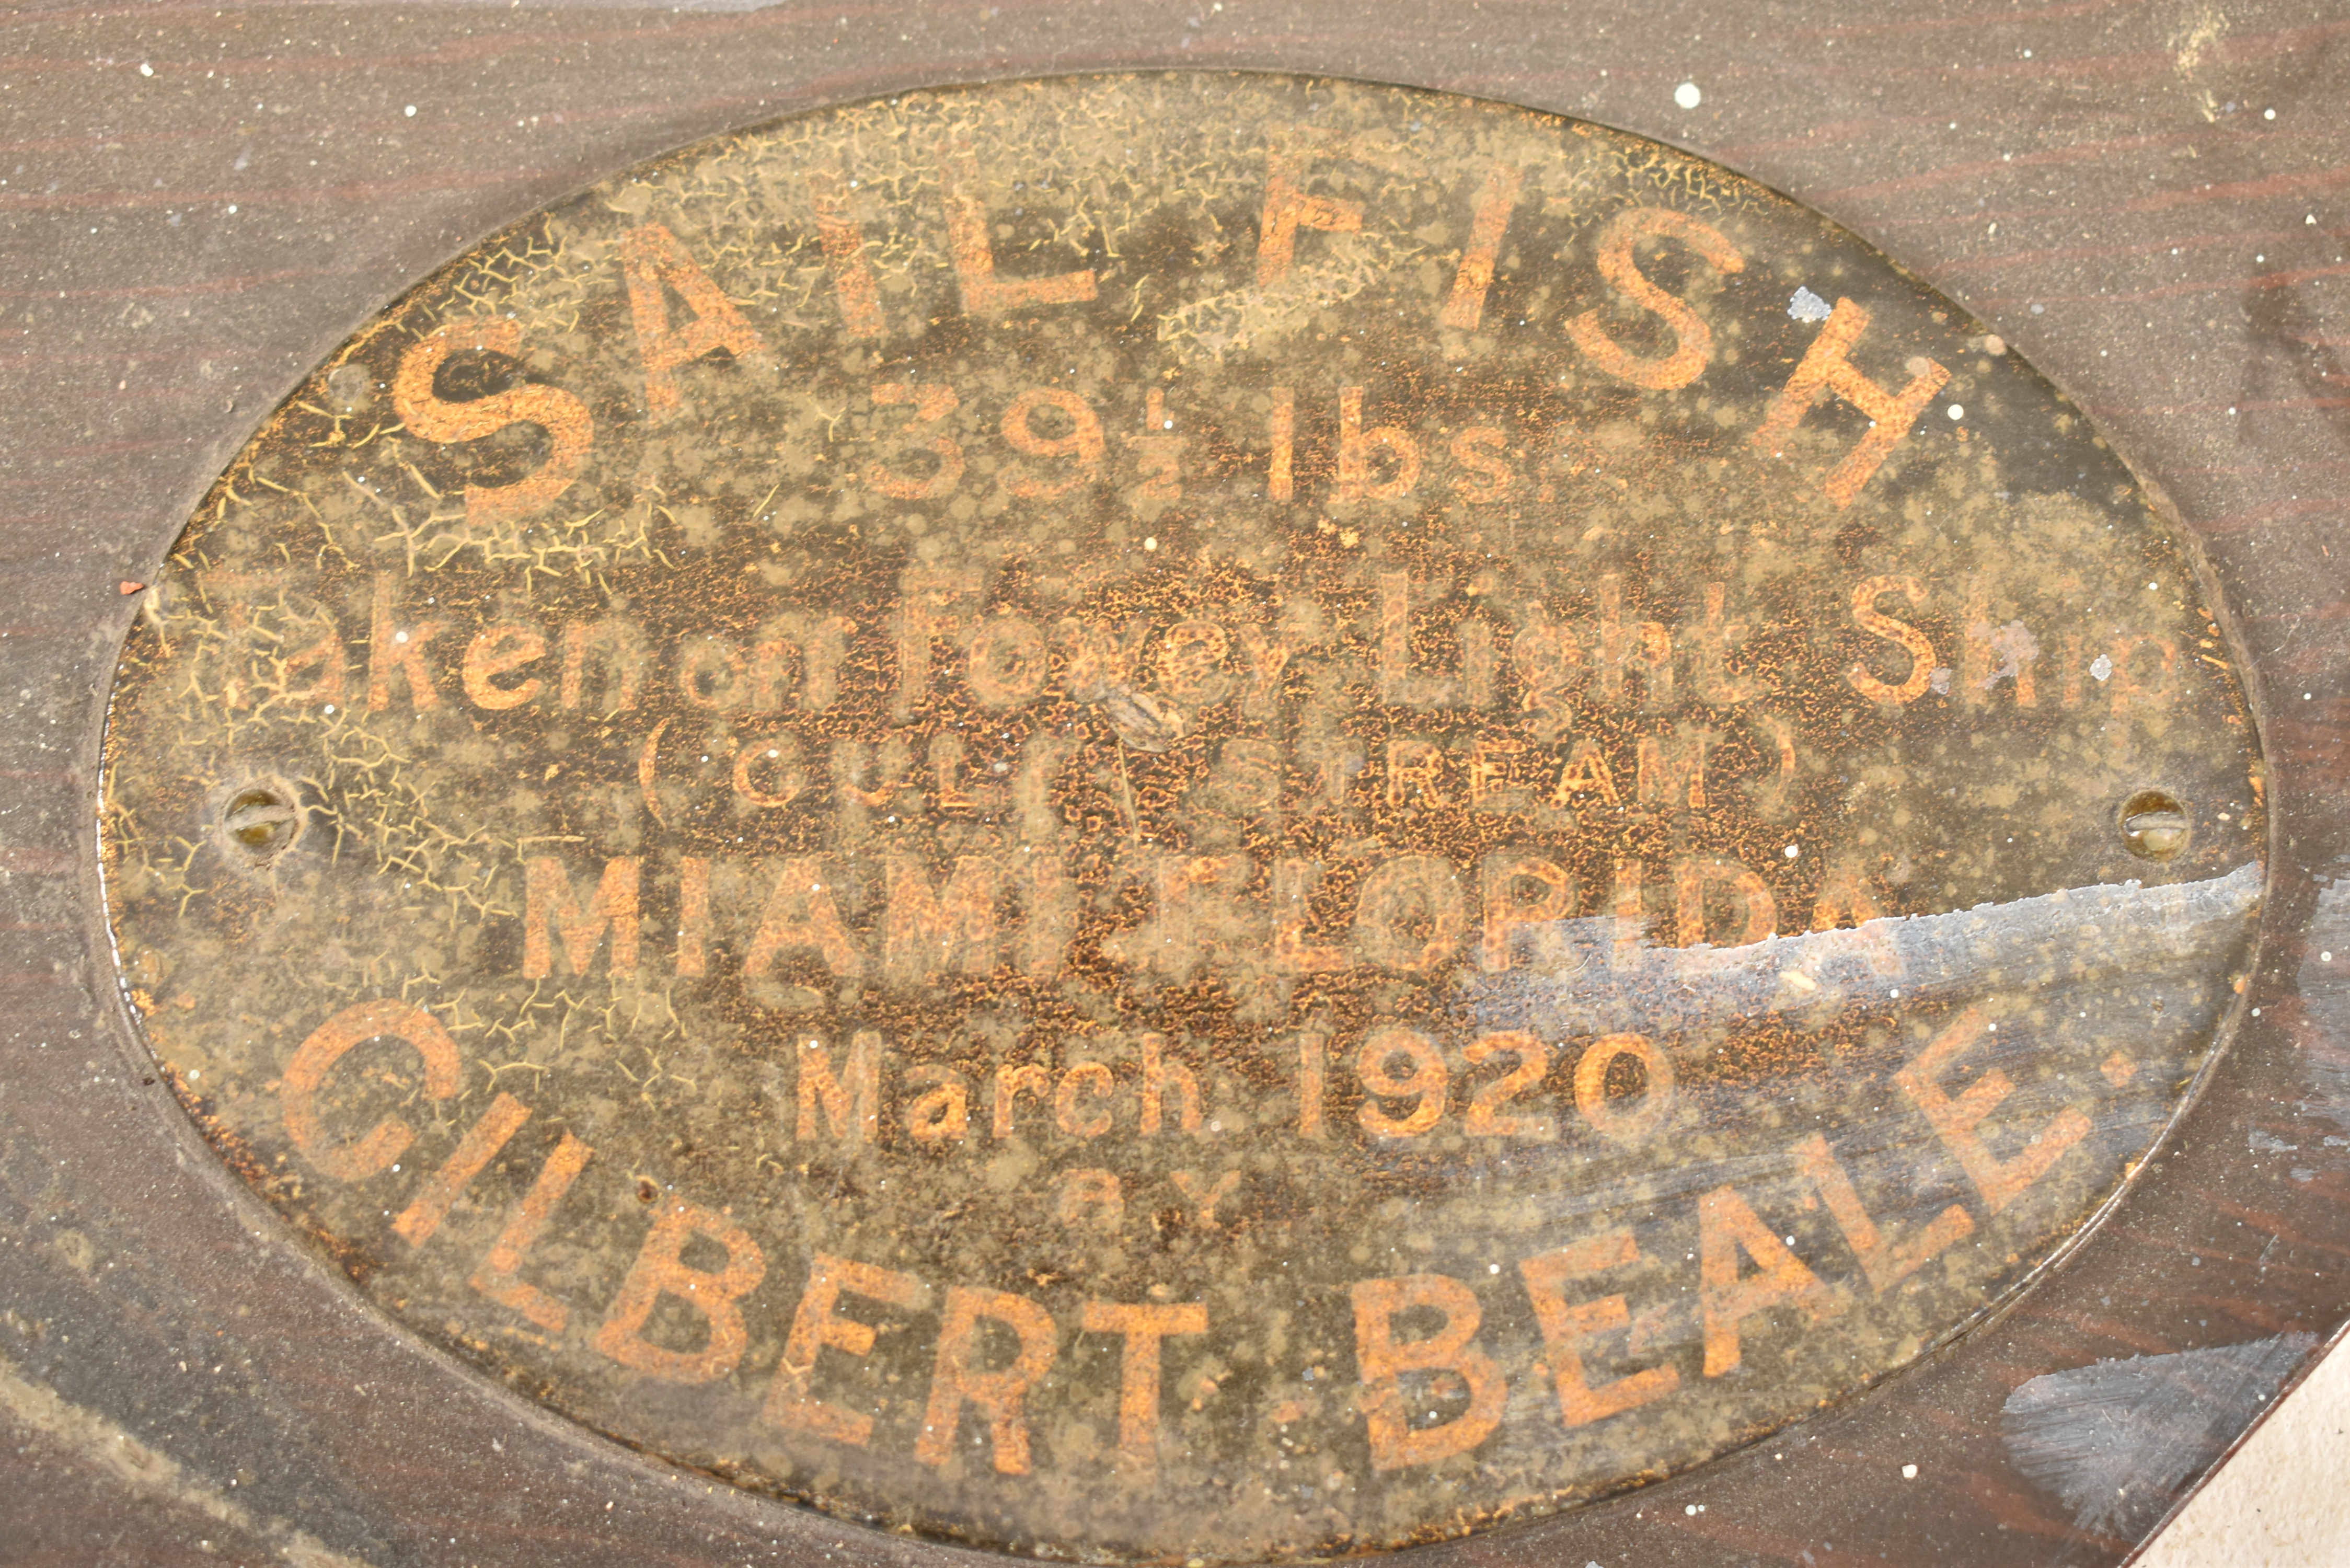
[216,779,304,867]
[2119,789,2190,861]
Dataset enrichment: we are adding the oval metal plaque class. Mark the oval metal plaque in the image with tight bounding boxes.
[102,74,2263,1562]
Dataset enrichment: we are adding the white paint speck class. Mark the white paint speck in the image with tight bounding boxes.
[1946,403,1964,420]
[1144,536,1158,551]
[1783,844,1800,859]
[404,105,418,117]
[1903,1463,1919,1479]
[139,62,153,77]
[1788,286,1833,323]
[2266,108,2277,120]
[2090,653,2114,683]
[1674,82,1702,109]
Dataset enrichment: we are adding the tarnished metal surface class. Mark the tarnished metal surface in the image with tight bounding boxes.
[98,74,2262,1563]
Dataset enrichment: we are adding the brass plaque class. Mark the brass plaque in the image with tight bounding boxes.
[102,74,2263,1562]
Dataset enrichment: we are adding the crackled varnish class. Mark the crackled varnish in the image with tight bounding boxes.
[100,75,2265,1562]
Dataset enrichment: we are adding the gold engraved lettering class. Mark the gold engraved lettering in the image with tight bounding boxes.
[1480,855,1574,973]
[1808,857,1902,976]
[1791,1133,1974,1295]
[1440,165,1525,332]
[1170,1168,1242,1227]
[1468,736,1523,805]
[804,171,885,339]
[752,613,852,713]
[993,1060,1053,1139]
[1141,1033,1204,1137]
[462,624,545,710]
[1337,386,1421,502]
[367,573,444,712]
[392,320,593,526]
[1551,737,1620,812]
[733,733,807,810]
[1003,387,1104,498]
[1268,385,1294,499]
[1080,1300,1209,1482]
[468,1131,592,1332]
[1015,853,1076,980]
[764,1253,927,1445]
[1272,859,1346,974]
[940,146,1098,315]
[1595,575,1673,708]
[1752,297,1949,507]
[1130,387,1185,501]
[867,383,964,500]
[1609,860,1647,972]
[1520,1230,1681,1425]
[1634,728,1708,813]
[1295,1031,1329,1140]
[1459,620,1495,707]
[1154,619,1233,706]
[559,617,645,712]
[1234,622,1294,717]
[1385,737,1448,808]
[1448,425,1514,500]
[967,615,1050,708]
[1356,1027,1448,1139]
[1572,1033,1674,1144]
[1353,855,1467,972]
[1378,572,1456,708]
[1055,1169,1124,1227]
[1514,608,1584,736]
[675,633,747,709]
[1698,1183,1836,1377]
[1687,583,1754,705]
[1256,127,1364,287]
[884,854,1000,984]
[1054,1062,1115,1139]
[1110,851,1255,983]
[904,1065,970,1144]
[619,222,769,422]
[1847,575,1936,705]
[593,1199,767,1383]
[1673,857,1776,949]
[1464,1032,1556,1140]
[1959,580,2037,709]
[746,858,863,981]
[523,856,640,978]
[676,855,710,977]
[394,1091,532,1248]
[917,1286,1059,1475]
[2108,632,2180,714]
[892,567,983,720]
[1895,1007,2091,1215]
[1566,207,1745,390]
[1350,1274,1506,1470]
[283,999,462,1182]
[797,1032,881,1145]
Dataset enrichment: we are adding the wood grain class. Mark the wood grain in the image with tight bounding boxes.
[0,4,2343,1564]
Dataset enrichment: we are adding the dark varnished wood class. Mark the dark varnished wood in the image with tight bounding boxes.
[1,4,2343,1565]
